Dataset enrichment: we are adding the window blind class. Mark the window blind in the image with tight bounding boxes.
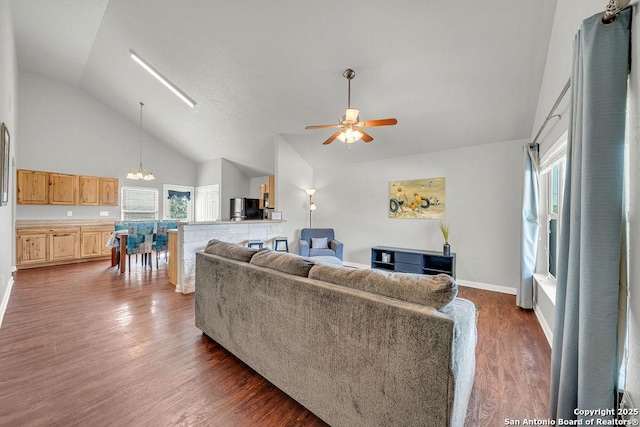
[121,187,158,220]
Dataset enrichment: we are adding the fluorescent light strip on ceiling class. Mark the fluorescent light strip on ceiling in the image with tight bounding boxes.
[129,49,196,108]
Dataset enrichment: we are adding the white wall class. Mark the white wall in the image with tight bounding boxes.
[220,159,250,221]
[0,0,18,326]
[275,136,313,255]
[249,176,268,199]
[313,139,523,289]
[197,158,222,187]
[196,157,253,220]
[16,71,197,220]
[532,0,606,157]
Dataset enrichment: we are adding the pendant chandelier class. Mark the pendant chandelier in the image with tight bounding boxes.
[127,102,155,180]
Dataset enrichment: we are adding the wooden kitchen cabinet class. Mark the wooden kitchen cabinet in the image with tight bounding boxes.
[50,230,79,261]
[16,222,114,269]
[49,173,78,205]
[16,226,80,265]
[80,225,114,257]
[259,175,276,209]
[18,170,117,206]
[99,178,118,206]
[17,169,49,204]
[101,231,113,256]
[16,233,48,265]
[80,231,102,257]
[79,175,100,205]
[168,230,178,285]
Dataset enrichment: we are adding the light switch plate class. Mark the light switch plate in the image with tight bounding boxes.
[66,211,73,217]
[99,211,109,217]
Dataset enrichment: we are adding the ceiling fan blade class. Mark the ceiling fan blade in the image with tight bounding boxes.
[361,118,398,127]
[323,130,343,145]
[360,130,374,143]
[305,124,341,130]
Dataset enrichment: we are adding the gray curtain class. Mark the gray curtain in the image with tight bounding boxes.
[518,144,539,309]
[550,9,631,422]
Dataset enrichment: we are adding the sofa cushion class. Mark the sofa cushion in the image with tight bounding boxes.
[204,239,263,262]
[309,248,336,257]
[311,237,329,249]
[250,250,316,277]
[308,264,457,309]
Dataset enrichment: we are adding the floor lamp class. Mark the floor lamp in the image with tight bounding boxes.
[305,188,316,227]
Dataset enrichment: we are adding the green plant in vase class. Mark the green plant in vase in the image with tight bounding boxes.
[439,221,451,256]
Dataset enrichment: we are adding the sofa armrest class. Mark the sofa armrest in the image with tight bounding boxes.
[299,239,310,257]
[330,240,344,260]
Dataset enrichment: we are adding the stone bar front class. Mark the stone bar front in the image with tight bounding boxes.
[174,220,285,293]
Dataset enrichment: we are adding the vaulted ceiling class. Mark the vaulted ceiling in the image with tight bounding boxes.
[11,0,558,175]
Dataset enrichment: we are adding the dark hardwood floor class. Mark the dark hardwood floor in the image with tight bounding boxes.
[0,261,550,426]
[459,286,551,426]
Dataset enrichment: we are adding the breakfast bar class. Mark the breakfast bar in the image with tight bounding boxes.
[171,220,285,293]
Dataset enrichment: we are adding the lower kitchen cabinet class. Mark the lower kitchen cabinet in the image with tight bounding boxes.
[16,222,114,269]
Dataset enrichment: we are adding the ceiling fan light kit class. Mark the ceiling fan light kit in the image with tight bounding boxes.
[337,128,363,144]
[305,68,397,146]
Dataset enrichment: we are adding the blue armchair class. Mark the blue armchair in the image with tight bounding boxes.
[299,228,343,261]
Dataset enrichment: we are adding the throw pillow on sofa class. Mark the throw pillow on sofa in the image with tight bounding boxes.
[308,264,457,310]
[311,237,329,249]
[204,239,265,262]
[250,250,316,277]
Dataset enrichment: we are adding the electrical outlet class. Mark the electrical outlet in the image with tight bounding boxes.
[67,211,73,217]
[99,211,109,217]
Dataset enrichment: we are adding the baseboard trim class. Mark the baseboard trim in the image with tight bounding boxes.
[342,261,369,269]
[346,264,517,295]
[0,276,14,329]
[533,303,553,348]
[457,279,517,295]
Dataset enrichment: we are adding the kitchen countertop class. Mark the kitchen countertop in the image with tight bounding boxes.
[16,219,285,228]
[179,219,285,226]
[16,219,116,227]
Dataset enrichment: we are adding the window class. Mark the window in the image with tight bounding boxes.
[546,162,565,277]
[121,186,159,220]
[163,184,194,221]
[195,185,220,221]
[538,132,567,279]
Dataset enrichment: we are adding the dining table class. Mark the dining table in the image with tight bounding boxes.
[110,230,131,273]
[110,229,176,273]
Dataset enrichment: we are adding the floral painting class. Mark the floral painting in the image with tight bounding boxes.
[389,177,445,219]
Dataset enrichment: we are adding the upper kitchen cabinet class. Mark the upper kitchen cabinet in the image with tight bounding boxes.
[17,169,49,204]
[99,178,118,206]
[49,173,78,205]
[79,175,100,205]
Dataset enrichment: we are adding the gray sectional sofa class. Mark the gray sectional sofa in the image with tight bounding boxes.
[195,239,477,427]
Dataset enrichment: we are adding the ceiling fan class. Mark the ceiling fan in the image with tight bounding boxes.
[305,69,397,145]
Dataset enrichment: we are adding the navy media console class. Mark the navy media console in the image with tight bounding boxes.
[371,246,456,279]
